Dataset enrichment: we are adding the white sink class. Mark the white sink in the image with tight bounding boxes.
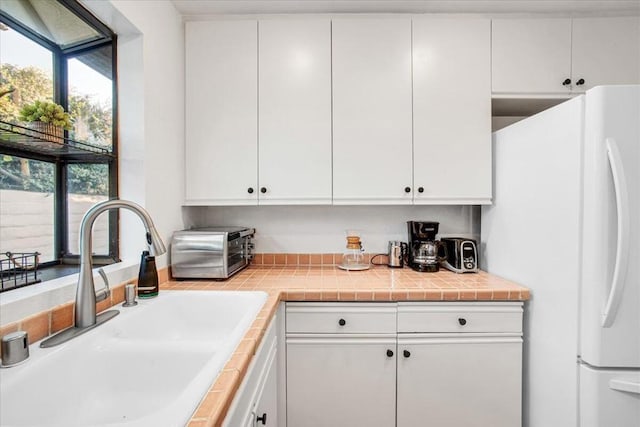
[0,290,267,427]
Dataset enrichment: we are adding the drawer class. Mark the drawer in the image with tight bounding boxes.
[397,302,523,334]
[286,303,397,334]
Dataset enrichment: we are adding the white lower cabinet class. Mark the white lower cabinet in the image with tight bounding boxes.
[285,302,523,427]
[286,303,397,427]
[396,334,522,427]
[287,336,396,427]
[251,345,279,427]
[223,316,278,427]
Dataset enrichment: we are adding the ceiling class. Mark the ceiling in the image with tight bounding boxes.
[171,1,640,16]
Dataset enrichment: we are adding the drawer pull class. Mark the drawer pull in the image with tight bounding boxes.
[403,350,411,358]
[256,413,267,425]
[458,318,467,326]
[338,318,346,326]
[386,349,394,358]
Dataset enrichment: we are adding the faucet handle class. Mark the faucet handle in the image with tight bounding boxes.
[1,331,29,367]
[95,268,111,303]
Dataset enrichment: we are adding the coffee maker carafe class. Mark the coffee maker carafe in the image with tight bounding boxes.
[407,221,444,272]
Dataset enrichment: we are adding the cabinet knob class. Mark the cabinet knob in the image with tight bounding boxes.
[386,349,394,357]
[338,318,346,326]
[576,78,585,86]
[404,187,411,193]
[403,350,411,358]
[418,187,424,193]
[256,413,267,425]
[562,78,572,86]
[458,318,467,326]
[260,187,267,194]
[247,187,254,194]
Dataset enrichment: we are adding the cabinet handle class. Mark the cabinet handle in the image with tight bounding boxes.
[576,78,585,86]
[260,187,267,194]
[247,187,254,194]
[338,318,346,326]
[418,187,424,193]
[404,187,411,193]
[256,413,267,425]
[458,318,467,326]
[386,349,394,357]
[562,78,572,86]
[403,350,411,358]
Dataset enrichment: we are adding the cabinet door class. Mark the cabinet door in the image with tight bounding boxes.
[258,19,332,205]
[252,348,278,427]
[287,337,396,427]
[332,18,413,204]
[413,18,491,204]
[397,335,522,427]
[492,18,572,95]
[572,17,640,91]
[185,21,258,205]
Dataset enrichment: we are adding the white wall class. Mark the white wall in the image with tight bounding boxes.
[188,205,481,253]
[83,0,185,267]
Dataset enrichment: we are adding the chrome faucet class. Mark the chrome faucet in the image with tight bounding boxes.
[40,199,166,348]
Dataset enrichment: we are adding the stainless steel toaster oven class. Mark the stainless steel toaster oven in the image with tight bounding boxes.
[171,227,255,279]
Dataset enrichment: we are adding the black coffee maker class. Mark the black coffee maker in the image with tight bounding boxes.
[407,221,443,272]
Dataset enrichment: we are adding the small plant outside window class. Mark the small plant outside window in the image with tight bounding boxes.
[18,100,73,129]
[18,100,72,143]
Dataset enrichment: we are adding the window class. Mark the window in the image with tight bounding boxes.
[0,1,117,290]
[0,155,55,262]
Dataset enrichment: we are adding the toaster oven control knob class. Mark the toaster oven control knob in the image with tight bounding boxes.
[247,187,254,194]
[418,187,424,193]
[338,318,346,326]
[458,318,467,326]
[260,187,267,194]
[404,187,411,193]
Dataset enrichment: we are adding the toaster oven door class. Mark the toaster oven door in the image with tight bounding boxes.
[226,237,249,276]
[171,233,228,278]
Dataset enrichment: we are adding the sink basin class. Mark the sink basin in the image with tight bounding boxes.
[0,290,267,427]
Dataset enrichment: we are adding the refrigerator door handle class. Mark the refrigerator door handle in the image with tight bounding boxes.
[601,138,630,328]
[609,379,640,395]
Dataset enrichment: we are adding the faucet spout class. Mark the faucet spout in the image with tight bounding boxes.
[40,199,165,348]
[76,199,166,328]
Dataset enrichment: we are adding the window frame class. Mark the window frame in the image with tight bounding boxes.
[0,1,119,268]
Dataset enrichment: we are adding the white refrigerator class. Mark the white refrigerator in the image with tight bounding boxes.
[482,85,639,427]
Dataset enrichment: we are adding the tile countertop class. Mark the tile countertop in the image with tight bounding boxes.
[162,265,530,427]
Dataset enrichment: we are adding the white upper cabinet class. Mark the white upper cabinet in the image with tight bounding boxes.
[258,19,332,204]
[412,17,492,204]
[571,17,640,91]
[332,18,413,204]
[492,18,572,95]
[492,17,640,96]
[185,20,258,205]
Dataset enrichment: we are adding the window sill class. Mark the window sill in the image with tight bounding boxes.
[34,265,80,283]
[0,259,139,326]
